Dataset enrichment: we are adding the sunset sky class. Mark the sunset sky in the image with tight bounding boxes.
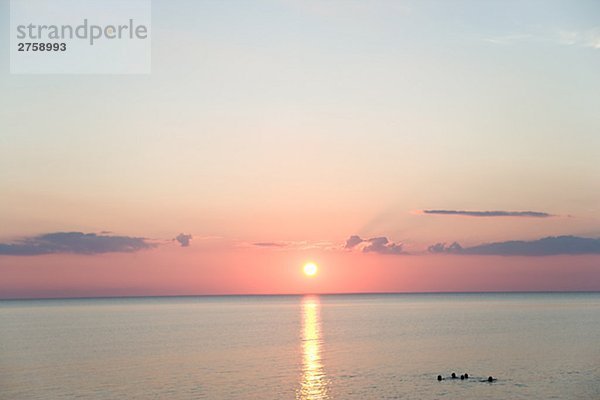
[1,0,599,298]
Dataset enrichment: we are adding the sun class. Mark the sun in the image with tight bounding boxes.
[303,262,318,277]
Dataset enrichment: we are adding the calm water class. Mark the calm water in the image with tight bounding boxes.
[1,293,599,399]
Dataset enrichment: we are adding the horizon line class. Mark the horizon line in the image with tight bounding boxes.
[2,289,599,301]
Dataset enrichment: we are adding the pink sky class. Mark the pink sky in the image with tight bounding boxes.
[1,1,599,298]
[1,241,599,299]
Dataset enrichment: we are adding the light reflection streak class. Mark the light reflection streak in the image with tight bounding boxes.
[296,295,330,400]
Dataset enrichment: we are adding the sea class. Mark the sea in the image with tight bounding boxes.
[1,293,599,399]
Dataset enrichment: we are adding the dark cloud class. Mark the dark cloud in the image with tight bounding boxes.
[175,233,192,247]
[428,236,600,256]
[363,237,404,254]
[253,242,287,247]
[422,210,553,218]
[428,242,463,254]
[345,235,364,249]
[0,232,155,256]
[344,235,404,255]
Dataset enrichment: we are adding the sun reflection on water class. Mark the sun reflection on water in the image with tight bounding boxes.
[296,296,330,400]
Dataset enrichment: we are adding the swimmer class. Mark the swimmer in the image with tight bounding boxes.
[464,373,469,379]
[437,375,443,381]
[451,372,457,379]
[460,375,465,380]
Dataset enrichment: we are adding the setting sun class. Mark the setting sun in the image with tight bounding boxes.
[303,262,318,277]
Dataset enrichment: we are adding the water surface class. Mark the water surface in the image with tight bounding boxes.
[1,293,599,399]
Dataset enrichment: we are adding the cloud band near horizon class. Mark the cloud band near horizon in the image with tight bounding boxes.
[422,209,553,217]
[0,232,155,256]
[345,235,404,254]
[428,236,600,256]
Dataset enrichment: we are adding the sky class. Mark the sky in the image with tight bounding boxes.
[1,0,599,298]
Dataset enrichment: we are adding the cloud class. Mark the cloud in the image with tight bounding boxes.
[558,28,600,49]
[0,232,155,256]
[344,235,404,255]
[363,237,403,254]
[428,242,463,254]
[422,209,553,218]
[483,33,535,45]
[428,236,600,256]
[249,240,335,251]
[253,242,287,247]
[175,233,192,247]
[345,235,364,249]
